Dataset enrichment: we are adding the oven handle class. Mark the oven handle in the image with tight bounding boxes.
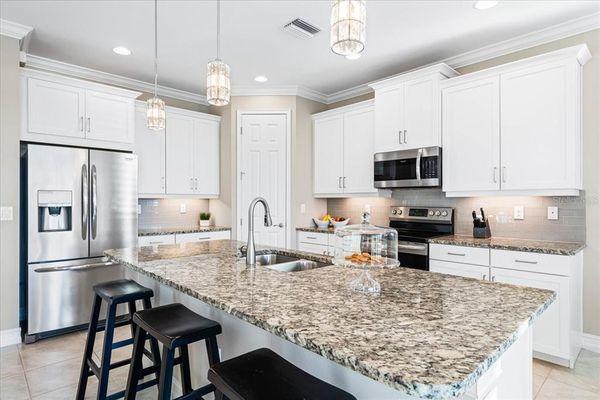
[398,243,427,251]
[397,242,428,256]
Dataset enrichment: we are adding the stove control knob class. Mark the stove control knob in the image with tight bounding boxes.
[441,211,448,217]
[398,209,402,215]
[392,209,397,215]
[435,210,442,216]
[428,210,434,216]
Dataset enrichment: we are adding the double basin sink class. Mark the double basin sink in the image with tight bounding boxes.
[248,252,330,272]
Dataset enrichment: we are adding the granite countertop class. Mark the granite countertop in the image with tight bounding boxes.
[296,226,336,233]
[429,235,585,256]
[106,240,554,398]
[138,226,231,237]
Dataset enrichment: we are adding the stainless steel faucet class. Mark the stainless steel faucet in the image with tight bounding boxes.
[245,197,273,266]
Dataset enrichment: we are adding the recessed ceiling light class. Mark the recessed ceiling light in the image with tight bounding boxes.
[254,75,268,83]
[474,0,499,10]
[346,53,362,60]
[113,46,132,56]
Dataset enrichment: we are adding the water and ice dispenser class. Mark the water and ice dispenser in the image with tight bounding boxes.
[37,190,72,232]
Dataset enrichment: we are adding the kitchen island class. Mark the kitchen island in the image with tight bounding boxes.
[106,240,555,399]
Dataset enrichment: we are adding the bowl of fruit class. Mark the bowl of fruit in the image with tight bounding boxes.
[331,217,350,229]
[313,215,332,229]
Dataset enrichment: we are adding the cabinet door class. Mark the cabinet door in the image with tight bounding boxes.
[491,267,570,360]
[500,61,579,190]
[134,108,165,195]
[138,234,175,246]
[194,118,220,196]
[403,76,439,149]
[430,259,490,280]
[166,113,195,194]
[342,108,377,194]
[442,77,500,193]
[27,78,85,138]
[313,115,344,194]
[85,90,133,143]
[373,87,403,153]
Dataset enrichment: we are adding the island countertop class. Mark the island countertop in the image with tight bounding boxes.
[105,240,554,399]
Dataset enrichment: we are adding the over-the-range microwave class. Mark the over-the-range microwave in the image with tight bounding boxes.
[374,147,441,189]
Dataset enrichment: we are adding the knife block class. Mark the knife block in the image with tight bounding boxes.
[473,219,492,239]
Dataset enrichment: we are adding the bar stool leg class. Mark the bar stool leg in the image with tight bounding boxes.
[179,345,193,395]
[142,297,162,380]
[158,347,175,400]
[97,303,117,400]
[76,294,102,400]
[127,300,137,339]
[205,336,224,400]
[124,325,146,400]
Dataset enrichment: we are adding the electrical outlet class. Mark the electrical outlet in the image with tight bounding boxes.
[300,203,306,214]
[180,203,187,214]
[513,205,524,220]
[547,206,559,220]
[0,206,13,221]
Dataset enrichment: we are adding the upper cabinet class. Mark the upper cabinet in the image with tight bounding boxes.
[135,104,220,198]
[369,64,458,153]
[22,69,139,151]
[441,44,591,197]
[313,100,379,197]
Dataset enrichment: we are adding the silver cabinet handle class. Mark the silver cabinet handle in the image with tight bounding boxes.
[306,236,317,240]
[81,164,88,240]
[196,237,210,241]
[195,178,198,190]
[161,176,165,190]
[515,259,538,265]
[342,177,347,188]
[502,166,507,183]
[190,177,194,190]
[398,130,402,144]
[447,252,466,256]
[338,177,342,189]
[35,261,117,273]
[86,117,91,133]
[482,274,487,280]
[79,116,84,132]
[491,275,496,282]
[493,166,498,183]
[148,241,164,245]
[91,164,98,240]
[403,130,407,144]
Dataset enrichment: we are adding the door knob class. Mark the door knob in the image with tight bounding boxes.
[275,223,285,228]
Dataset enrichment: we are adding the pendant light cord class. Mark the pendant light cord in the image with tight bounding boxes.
[216,0,220,60]
[154,0,158,97]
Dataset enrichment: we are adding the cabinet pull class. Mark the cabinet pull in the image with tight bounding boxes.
[502,166,507,183]
[398,130,402,144]
[342,177,347,188]
[79,116,84,132]
[148,241,163,245]
[197,237,210,241]
[482,274,487,280]
[493,166,498,183]
[190,178,194,190]
[161,176,165,190]
[403,130,407,144]
[491,275,496,282]
[338,177,342,189]
[87,117,91,133]
[515,259,538,265]
[306,236,317,240]
[447,252,466,256]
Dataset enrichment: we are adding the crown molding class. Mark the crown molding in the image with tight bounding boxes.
[443,11,600,69]
[326,84,373,105]
[231,85,329,103]
[0,19,33,40]
[24,53,209,105]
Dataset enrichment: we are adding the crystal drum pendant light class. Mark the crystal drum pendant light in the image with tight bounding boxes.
[207,0,230,106]
[330,0,366,57]
[147,0,165,130]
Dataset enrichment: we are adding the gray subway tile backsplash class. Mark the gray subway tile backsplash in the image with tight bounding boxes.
[327,189,586,243]
[138,198,210,230]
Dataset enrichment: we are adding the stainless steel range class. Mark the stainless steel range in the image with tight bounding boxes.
[388,206,454,271]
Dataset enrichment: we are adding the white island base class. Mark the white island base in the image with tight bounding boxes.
[126,269,533,400]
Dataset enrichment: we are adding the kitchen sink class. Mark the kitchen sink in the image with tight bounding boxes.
[250,253,329,272]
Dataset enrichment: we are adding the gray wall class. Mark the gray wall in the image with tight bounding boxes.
[0,35,21,332]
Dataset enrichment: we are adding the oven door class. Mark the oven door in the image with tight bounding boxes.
[374,147,441,188]
[397,241,429,271]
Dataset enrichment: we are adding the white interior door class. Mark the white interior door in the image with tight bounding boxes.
[239,113,287,247]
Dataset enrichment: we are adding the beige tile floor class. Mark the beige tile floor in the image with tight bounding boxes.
[1,326,599,399]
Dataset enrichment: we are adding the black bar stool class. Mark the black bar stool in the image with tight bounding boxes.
[125,303,222,400]
[208,348,357,400]
[76,279,161,400]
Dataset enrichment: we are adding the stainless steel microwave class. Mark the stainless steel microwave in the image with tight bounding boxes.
[374,147,441,188]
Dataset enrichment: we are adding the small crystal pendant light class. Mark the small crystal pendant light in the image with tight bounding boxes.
[330,0,367,58]
[207,0,230,106]
[147,0,165,130]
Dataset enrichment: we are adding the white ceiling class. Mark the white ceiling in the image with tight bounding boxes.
[2,0,599,98]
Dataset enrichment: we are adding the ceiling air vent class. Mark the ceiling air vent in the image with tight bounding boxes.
[283,18,321,39]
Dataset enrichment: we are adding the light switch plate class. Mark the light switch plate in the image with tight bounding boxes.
[547,206,559,220]
[0,206,13,221]
[514,205,524,220]
[300,204,306,214]
[180,203,187,214]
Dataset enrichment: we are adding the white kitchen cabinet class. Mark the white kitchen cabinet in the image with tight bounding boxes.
[134,106,165,195]
[166,112,196,195]
[138,234,176,246]
[175,231,230,243]
[441,44,590,197]
[430,259,489,280]
[193,118,220,196]
[312,100,378,197]
[297,231,334,256]
[369,64,457,153]
[21,69,140,151]
[442,76,500,193]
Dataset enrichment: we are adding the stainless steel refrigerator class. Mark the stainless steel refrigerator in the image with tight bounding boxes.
[23,144,137,342]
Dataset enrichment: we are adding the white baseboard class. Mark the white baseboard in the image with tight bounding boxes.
[582,333,600,354]
[0,328,21,348]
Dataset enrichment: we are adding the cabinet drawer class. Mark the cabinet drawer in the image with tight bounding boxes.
[429,244,489,266]
[298,242,331,256]
[138,234,175,246]
[491,249,571,277]
[430,259,490,280]
[176,231,231,244]
[297,231,329,246]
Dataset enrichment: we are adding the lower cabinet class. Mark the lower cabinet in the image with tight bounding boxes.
[138,231,231,246]
[297,231,334,256]
[429,243,582,367]
[138,234,176,246]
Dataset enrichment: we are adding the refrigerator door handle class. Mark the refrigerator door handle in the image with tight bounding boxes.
[91,164,98,240]
[81,164,88,240]
[34,261,118,273]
